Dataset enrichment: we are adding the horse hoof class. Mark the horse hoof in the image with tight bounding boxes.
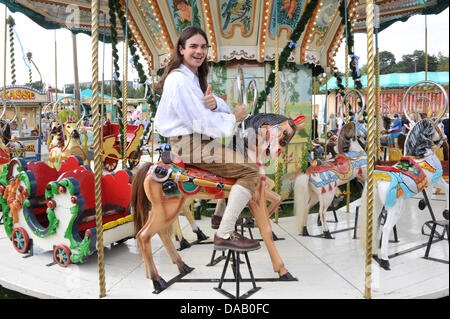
[180,263,195,275]
[194,229,209,242]
[279,272,298,281]
[323,231,334,239]
[152,278,169,294]
[179,238,191,250]
[443,209,449,220]
[301,226,309,236]
[418,199,426,210]
[373,254,391,271]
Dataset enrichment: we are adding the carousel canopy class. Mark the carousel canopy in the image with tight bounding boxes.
[321,71,449,90]
[2,0,448,73]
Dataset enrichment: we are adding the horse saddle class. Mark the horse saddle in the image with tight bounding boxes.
[374,156,428,193]
[306,154,353,180]
[154,151,236,198]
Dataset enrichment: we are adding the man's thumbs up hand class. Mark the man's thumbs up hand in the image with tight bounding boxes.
[204,84,217,110]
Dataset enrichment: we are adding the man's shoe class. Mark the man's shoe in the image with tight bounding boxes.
[214,231,260,252]
[211,215,222,229]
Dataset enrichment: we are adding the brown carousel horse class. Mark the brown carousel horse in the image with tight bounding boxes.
[131,113,304,293]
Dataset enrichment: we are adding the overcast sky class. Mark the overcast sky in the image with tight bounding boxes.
[0,5,448,88]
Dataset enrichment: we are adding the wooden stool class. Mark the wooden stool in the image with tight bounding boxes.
[214,249,261,299]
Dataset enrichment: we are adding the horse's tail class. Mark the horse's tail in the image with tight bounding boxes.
[358,182,383,252]
[131,162,153,237]
[294,174,310,235]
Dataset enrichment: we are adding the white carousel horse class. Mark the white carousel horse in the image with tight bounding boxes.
[294,121,368,238]
[358,118,448,270]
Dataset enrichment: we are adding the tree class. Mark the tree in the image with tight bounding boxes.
[436,52,449,71]
[395,50,438,73]
[378,51,396,74]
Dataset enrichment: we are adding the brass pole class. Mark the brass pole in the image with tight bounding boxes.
[90,0,106,298]
[375,47,381,160]
[72,33,81,117]
[122,0,129,168]
[274,7,280,224]
[364,0,376,299]
[324,79,328,156]
[3,5,7,96]
[54,31,58,101]
[425,15,428,82]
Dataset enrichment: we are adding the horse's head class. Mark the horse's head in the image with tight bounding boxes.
[234,113,297,160]
[337,122,359,153]
[0,120,11,145]
[404,119,437,157]
[64,122,81,140]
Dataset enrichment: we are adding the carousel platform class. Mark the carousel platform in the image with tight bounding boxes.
[0,191,448,299]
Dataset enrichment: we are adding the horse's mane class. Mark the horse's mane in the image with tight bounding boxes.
[0,120,11,145]
[337,122,356,153]
[404,119,435,158]
[382,116,391,130]
[230,113,296,158]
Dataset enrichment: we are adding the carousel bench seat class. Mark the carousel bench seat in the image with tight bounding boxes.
[102,121,142,144]
[56,168,132,233]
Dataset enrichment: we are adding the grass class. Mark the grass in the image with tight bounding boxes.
[0,285,34,299]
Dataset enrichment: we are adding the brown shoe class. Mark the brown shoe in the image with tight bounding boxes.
[214,231,260,252]
[211,215,222,229]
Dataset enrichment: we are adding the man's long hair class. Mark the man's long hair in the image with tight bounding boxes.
[156,26,209,93]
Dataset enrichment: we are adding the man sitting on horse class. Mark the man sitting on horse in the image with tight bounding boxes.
[154,26,261,252]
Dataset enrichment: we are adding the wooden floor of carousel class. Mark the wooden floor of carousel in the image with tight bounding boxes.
[0,192,448,299]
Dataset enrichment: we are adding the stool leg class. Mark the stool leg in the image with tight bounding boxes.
[218,250,232,289]
[235,252,241,299]
[424,223,437,258]
[243,252,257,289]
[353,207,359,239]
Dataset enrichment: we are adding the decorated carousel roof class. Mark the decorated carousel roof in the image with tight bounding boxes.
[1,0,448,74]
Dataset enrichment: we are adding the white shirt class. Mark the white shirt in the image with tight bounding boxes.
[154,64,236,138]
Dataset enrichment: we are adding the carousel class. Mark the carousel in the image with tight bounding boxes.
[0,0,448,301]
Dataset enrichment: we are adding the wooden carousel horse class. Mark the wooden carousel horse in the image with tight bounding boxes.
[358,118,448,270]
[294,121,368,239]
[130,113,303,293]
[295,89,368,239]
[48,99,89,170]
[0,100,25,162]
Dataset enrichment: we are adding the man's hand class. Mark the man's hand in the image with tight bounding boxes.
[234,104,248,122]
[204,84,217,110]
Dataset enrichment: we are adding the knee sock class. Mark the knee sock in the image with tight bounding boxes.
[216,184,252,238]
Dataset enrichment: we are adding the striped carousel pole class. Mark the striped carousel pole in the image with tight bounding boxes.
[7,16,15,85]
[122,0,129,168]
[364,0,376,299]
[274,0,280,224]
[344,0,350,213]
[91,0,107,298]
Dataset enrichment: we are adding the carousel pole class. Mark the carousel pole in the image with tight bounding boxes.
[274,0,280,224]
[364,0,376,299]
[150,73,155,161]
[375,13,381,161]
[100,14,106,151]
[90,0,106,298]
[121,0,129,168]
[72,33,81,117]
[111,53,114,121]
[7,15,15,85]
[3,4,7,95]
[54,30,58,101]
[425,15,428,82]
[344,0,350,213]
[324,79,328,156]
